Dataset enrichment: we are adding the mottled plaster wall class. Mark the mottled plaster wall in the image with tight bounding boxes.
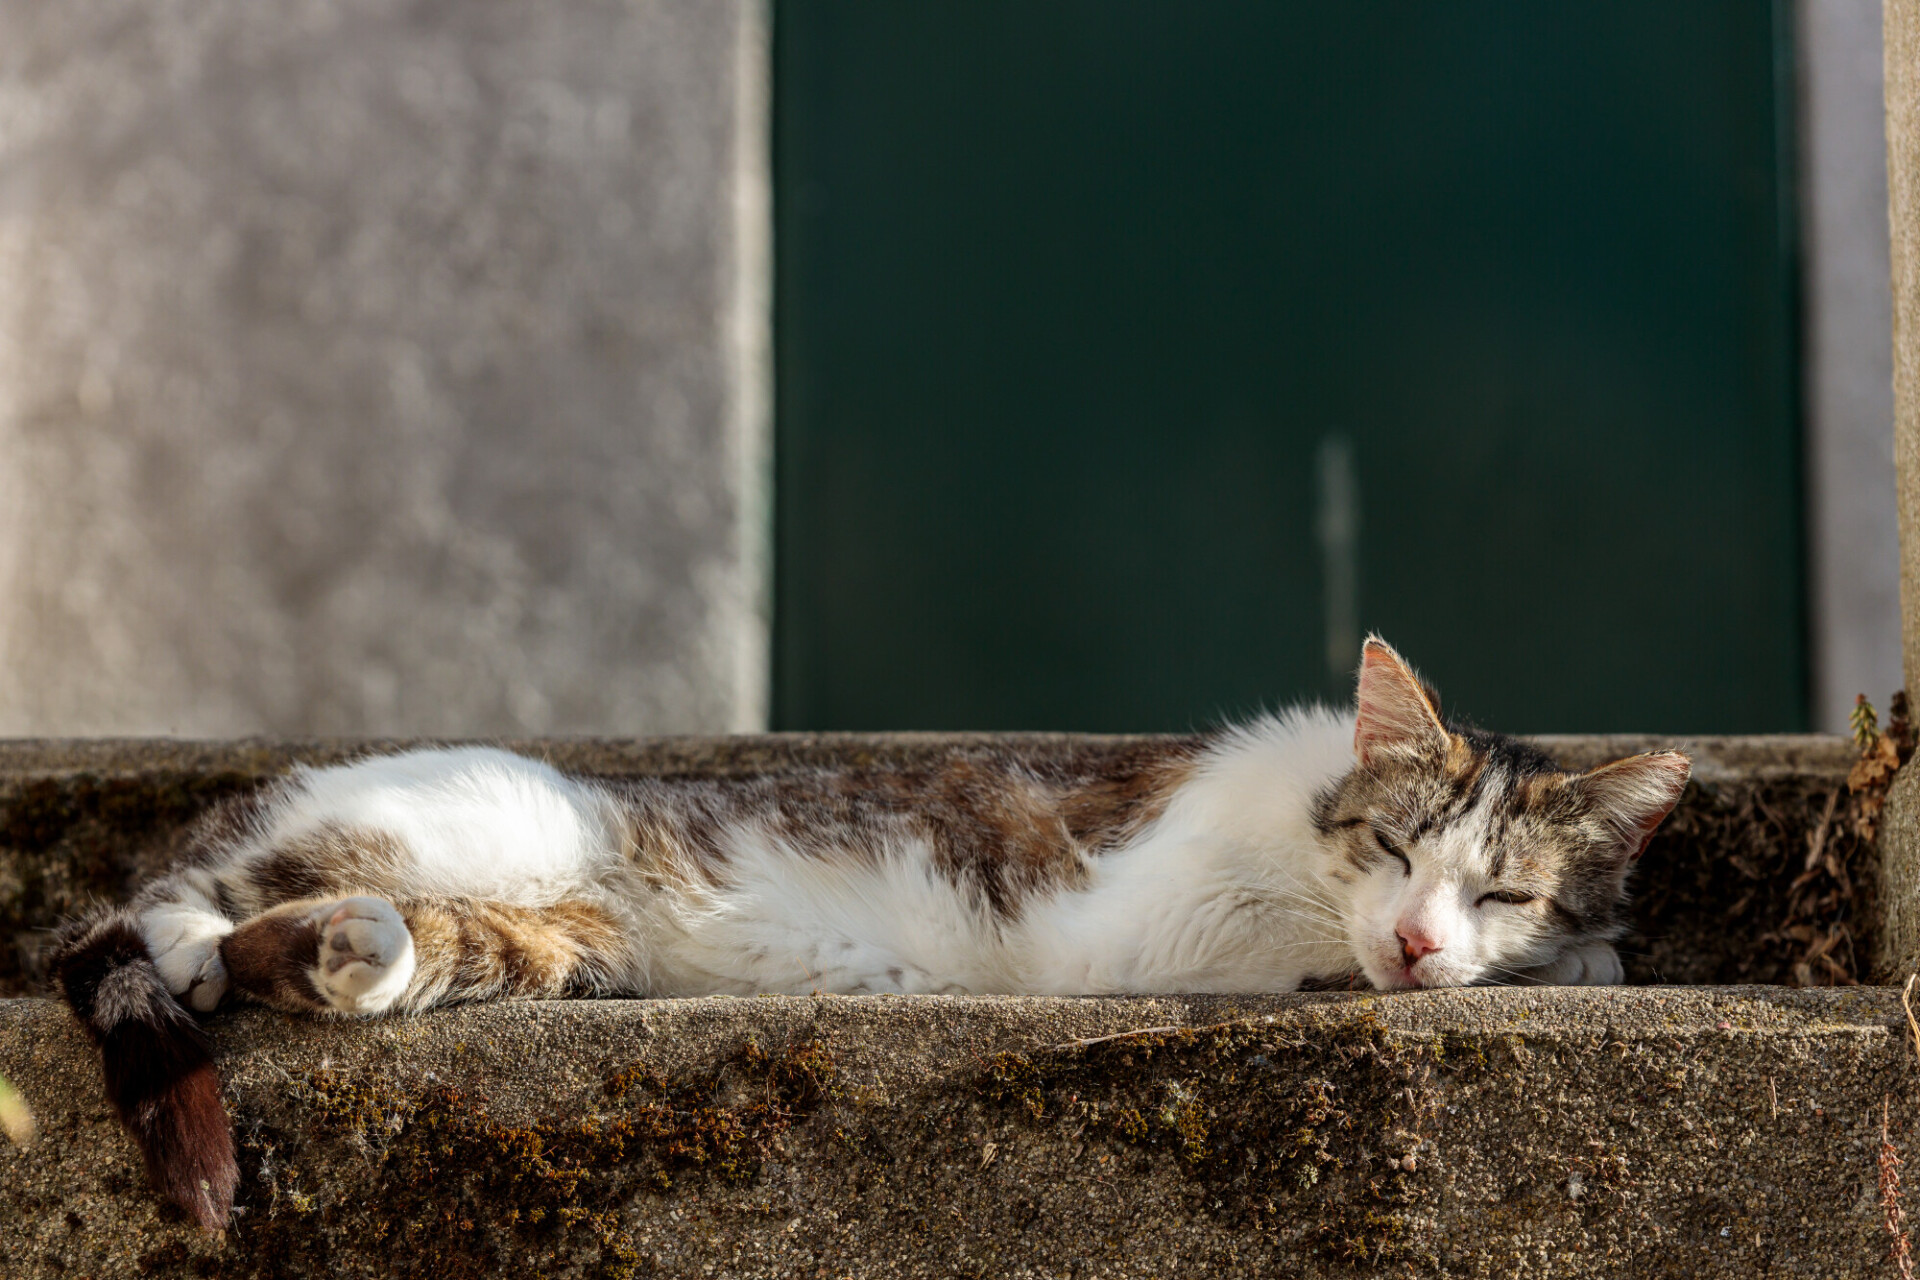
[0,0,770,736]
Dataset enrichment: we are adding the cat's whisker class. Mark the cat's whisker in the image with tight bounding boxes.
[1226,873,1350,919]
[1474,964,1537,986]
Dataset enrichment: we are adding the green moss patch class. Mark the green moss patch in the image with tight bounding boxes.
[208,1035,844,1280]
[973,1016,1462,1268]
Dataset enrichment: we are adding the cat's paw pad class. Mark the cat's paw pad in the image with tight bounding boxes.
[313,896,414,1014]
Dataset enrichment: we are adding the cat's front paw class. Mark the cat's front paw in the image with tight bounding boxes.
[314,896,415,1014]
[1516,941,1624,987]
[141,906,234,1012]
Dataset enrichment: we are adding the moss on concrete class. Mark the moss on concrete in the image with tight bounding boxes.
[5,988,1917,1278]
[976,1012,1447,1266]
[222,1035,842,1280]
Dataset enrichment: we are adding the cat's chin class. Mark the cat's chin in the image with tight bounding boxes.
[1363,955,1481,991]
[1362,958,1423,990]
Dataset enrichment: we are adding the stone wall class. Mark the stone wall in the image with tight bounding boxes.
[0,0,770,738]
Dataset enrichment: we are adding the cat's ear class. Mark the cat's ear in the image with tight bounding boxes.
[1354,636,1448,767]
[1575,752,1692,861]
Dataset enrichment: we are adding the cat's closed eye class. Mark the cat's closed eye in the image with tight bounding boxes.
[1475,889,1536,907]
[1369,823,1411,875]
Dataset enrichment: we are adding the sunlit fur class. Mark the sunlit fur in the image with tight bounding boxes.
[1313,641,1690,991]
[103,648,1684,1009]
[52,638,1689,1229]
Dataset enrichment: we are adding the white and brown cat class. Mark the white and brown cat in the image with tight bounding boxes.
[51,637,1690,1229]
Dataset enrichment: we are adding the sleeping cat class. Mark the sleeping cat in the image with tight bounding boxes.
[50,637,1689,1229]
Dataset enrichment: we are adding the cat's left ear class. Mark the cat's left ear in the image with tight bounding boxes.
[1574,752,1692,861]
[1354,636,1449,766]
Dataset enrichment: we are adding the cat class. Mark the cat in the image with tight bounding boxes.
[49,637,1690,1230]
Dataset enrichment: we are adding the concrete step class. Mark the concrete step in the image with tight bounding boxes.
[0,732,1898,1277]
[4,987,1916,1279]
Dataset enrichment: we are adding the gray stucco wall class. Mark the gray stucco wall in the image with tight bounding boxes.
[0,0,770,737]
[1801,0,1904,729]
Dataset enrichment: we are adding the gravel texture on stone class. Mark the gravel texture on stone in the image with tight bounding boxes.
[4,986,1917,1279]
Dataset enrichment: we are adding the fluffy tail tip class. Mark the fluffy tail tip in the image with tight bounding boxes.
[55,914,239,1230]
[126,1057,238,1229]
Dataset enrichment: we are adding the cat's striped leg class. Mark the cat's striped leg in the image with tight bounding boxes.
[219,894,627,1015]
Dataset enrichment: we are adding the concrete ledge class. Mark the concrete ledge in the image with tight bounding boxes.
[4,987,1917,1278]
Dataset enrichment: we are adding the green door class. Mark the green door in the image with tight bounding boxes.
[775,1,1803,733]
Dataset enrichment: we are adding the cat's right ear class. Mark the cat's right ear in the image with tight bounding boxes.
[1354,636,1448,767]
[1575,751,1692,862]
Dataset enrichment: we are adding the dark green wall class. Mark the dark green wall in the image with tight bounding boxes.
[775,1,1803,733]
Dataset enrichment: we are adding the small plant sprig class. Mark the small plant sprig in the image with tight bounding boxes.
[1855,694,1884,749]
[1849,692,1914,842]
[0,1073,34,1146]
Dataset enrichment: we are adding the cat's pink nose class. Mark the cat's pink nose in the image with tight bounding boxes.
[1397,926,1442,965]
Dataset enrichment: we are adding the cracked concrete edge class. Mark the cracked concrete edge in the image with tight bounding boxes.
[4,986,1918,1278]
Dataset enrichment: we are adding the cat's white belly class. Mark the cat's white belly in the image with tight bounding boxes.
[1010,833,1356,995]
[644,829,1018,996]
[646,824,1353,998]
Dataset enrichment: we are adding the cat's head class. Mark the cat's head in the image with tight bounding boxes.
[1314,636,1690,990]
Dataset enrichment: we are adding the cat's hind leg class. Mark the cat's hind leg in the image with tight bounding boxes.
[220,894,627,1015]
[227,896,416,1016]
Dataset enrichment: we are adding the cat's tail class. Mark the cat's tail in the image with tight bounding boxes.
[49,909,237,1230]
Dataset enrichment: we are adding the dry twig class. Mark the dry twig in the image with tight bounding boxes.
[1884,1094,1915,1280]
[1886,976,1920,1279]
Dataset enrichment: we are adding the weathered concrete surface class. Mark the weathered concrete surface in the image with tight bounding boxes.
[3,987,1917,1278]
[1876,0,1920,988]
[0,0,771,738]
[1893,0,1920,694]
[0,734,1866,997]
[1878,763,1920,982]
